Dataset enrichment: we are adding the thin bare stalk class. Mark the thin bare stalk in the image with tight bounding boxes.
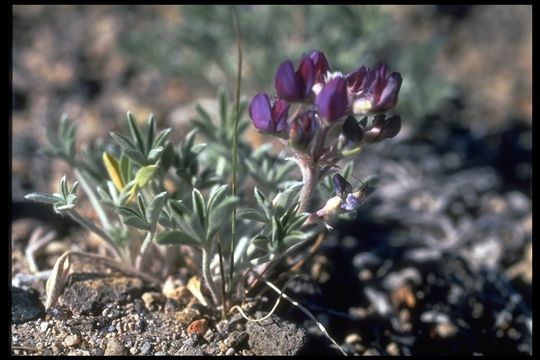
[228,4,243,309]
[217,241,227,318]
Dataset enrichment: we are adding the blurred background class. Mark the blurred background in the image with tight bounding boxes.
[12,5,532,355]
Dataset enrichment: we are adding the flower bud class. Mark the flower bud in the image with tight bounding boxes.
[289,110,318,152]
[249,93,289,135]
[315,77,348,122]
[275,56,315,102]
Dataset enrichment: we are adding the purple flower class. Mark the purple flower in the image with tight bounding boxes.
[315,77,349,122]
[289,110,318,151]
[308,50,330,84]
[350,63,402,115]
[341,192,363,211]
[332,173,352,200]
[363,114,402,143]
[274,56,315,102]
[249,93,289,135]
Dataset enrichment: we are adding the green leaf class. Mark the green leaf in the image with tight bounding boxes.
[116,206,150,230]
[60,175,68,199]
[237,208,266,223]
[191,188,207,229]
[254,187,270,220]
[153,128,172,148]
[146,192,168,228]
[206,196,238,240]
[110,132,136,152]
[134,164,158,188]
[127,112,146,155]
[54,203,75,213]
[119,154,132,186]
[123,216,151,231]
[146,113,156,154]
[148,147,163,162]
[155,230,200,247]
[124,149,147,166]
[137,193,146,215]
[207,184,228,211]
[25,193,63,204]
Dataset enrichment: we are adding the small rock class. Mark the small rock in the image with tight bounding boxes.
[246,311,307,355]
[225,348,235,356]
[64,334,80,347]
[435,323,458,338]
[155,351,167,355]
[130,347,137,355]
[363,348,380,355]
[187,319,208,337]
[226,330,248,349]
[62,276,156,315]
[105,338,128,356]
[12,287,45,324]
[40,321,50,332]
[177,344,205,356]
[140,341,152,355]
[175,307,201,327]
[218,341,228,353]
[142,292,164,310]
[386,342,399,355]
[345,333,362,344]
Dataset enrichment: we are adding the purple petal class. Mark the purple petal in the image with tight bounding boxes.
[376,72,402,111]
[249,93,272,132]
[315,77,349,122]
[341,192,362,211]
[297,55,315,98]
[379,115,401,139]
[332,173,352,199]
[347,66,367,93]
[275,60,300,101]
[272,99,290,133]
[308,50,330,83]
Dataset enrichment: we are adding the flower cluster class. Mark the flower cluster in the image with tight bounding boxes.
[249,50,402,157]
[249,50,403,213]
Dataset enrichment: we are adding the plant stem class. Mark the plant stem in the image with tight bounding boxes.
[66,210,122,261]
[202,247,220,306]
[74,169,111,231]
[229,4,243,310]
[297,159,318,213]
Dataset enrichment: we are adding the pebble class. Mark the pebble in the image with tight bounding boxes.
[435,323,458,338]
[386,342,399,355]
[130,346,138,355]
[363,348,380,355]
[64,334,80,347]
[175,307,201,327]
[225,330,248,349]
[40,321,49,332]
[219,341,228,353]
[105,338,128,356]
[155,351,167,355]
[187,319,208,337]
[140,341,152,355]
[345,333,362,344]
[225,348,235,356]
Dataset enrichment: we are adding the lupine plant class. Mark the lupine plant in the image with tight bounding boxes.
[25,50,402,324]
